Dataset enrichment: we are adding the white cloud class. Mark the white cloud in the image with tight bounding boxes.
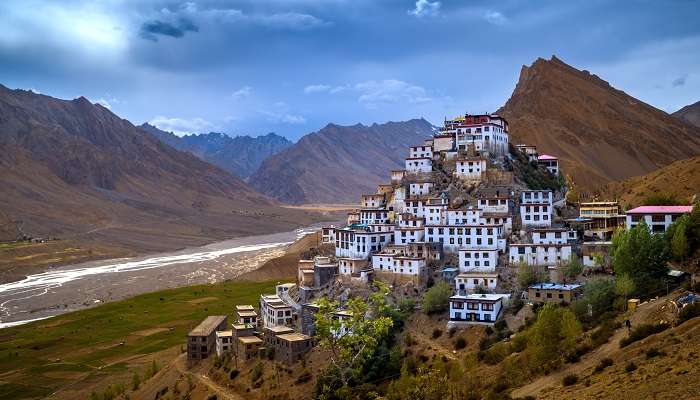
[260,110,306,124]
[231,86,252,100]
[354,79,432,108]
[94,98,112,109]
[303,84,331,94]
[409,0,441,18]
[483,10,507,25]
[177,4,329,31]
[149,116,214,136]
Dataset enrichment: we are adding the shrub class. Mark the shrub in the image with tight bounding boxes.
[448,327,457,338]
[562,374,578,386]
[594,358,613,373]
[295,370,312,384]
[454,337,467,350]
[591,320,619,347]
[431,328,443,339]
[678,303,700,324]
[423,282,452,314]
[250,363,264,385]
[229,369,240,380]
[494,320,508,331]
[645,347,665,359]
[625,362,637,372]
[620,323,670,347]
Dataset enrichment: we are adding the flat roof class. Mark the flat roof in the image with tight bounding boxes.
[235,305,255,311]
[232,323,255,330]
[529,283,582,291]
[538,154,558,160]
[237,311,258,317]
[188,315,227,336]
[238,336,263,344]
[277,333,311,342]
[265,325,295,333]
[457,272,499,278]
[216,330,233,337]
[627,205,693,214]
[451,293,510,301]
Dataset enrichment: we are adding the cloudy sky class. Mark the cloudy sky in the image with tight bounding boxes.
[1,0,699,140]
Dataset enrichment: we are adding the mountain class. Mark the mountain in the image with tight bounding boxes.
[499,56,700,192]
[602,155,700,207]
[249,119,435,204]
[0,85,319,261]
[673,100,700,128]
[139,124,292,178]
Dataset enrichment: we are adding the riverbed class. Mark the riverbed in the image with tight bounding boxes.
[0,224,327,327]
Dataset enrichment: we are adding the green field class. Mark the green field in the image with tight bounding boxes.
[0,280,279,399]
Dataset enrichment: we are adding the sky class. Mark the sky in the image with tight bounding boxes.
[1,0,699,140]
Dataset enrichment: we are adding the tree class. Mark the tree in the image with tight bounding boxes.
[527,304,581,371]
[422,281,452,314]
[572,278,615,320]
[611,221,669,297]
[561,256,583,283]
[517,263,548,290]
[131,372,141,391]
[314,282,394,392]
[670,217,689,262]
[615,273,635,310]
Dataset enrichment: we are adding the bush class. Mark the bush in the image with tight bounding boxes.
[562,374,578,386]
[619,323,670,347]
[590,320,619,347]
[229,369,240,380]
[594,358,613,373]
[625,362,637,372]
[645,347,665,359]
[250,363,264,385]
[454,337,467,350]
[422,282,452,314]
[295,370,312,384]
[431,328,443,339]
[678,303,700,324]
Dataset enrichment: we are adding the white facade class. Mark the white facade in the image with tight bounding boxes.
[508,244,572,267]
[531,228,568,245]
[448,293,509,325]
[260,294,295,328]
[405,157,432,173]
[446,209,481,225]
[409,182,433,197]
[371,254,426,276]
[409,145,433,159]
[477,197,511,214]
[455,158,486,181]
[480,213,513,235]
[361,194,386,208]
[441,114,509,156]
[625,206,693,234]
[404,199,426,219]
[359,209,389,225]
[537,155,559,175]
[455,273,498,292]
[425,224,502,253]
[520,191,553,228]
[458,248,499,272]
[335,228,394,259]
[521,190,553,204]
[391,170,405,183]
[338,257,369,275]
[215,331,233,357]
[424,204,448,226]
[394,227,425,245]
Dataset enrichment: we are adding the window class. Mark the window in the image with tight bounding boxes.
[546,293,552,298]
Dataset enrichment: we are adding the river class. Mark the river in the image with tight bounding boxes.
[0,224,326,328]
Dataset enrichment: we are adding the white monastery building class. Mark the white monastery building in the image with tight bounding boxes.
[520,190,553,228]
[625,205,693,233]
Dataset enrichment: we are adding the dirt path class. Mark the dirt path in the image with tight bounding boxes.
[511,295,674,398]
[174,354,243,400]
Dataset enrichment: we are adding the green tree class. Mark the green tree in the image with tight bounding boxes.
[518,263,548,290]
[561,256,583,283]
[422,281,452,314]
[670,217,689,262]
[572,278,615,320]
[615,273,635,309]
[314,282,394,391]
[527,304,581,371]
[131,372,141,391]
[611,221,669,297]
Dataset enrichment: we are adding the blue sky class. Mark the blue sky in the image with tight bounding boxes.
[1,0,699,140]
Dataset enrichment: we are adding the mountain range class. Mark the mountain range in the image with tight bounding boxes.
[248,119,435,204]
[138,124,292,178]
[0,85,319,252]
[499,56,700,194]
[673,100,700,128]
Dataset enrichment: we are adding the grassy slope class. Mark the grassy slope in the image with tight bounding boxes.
[0,280,280,399]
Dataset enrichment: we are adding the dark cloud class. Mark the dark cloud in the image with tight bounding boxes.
[672,75,687,87]
[139,18,199,41]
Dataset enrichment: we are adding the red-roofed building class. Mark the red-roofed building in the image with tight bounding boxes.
[625,205,693,233]
[537,154,559,175]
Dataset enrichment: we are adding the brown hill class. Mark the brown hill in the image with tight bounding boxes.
[249,119,435,204]
[673,100,700,128]
[499,56,700,192]
[0,85,320,274]
[602,155,700,208]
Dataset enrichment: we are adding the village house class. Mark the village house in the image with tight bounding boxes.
[520,190,553,228]
[361,193,386,208]
[215,330,233,357]
[334,225,394,259]
[409,181,434,196]
[263,325,295,347]
[321,225,336,244]
[440,114,510,156]
[260,294,295,328]
[187,315,228,361]
[425,224,505,253]
[582,241,612,268]
[508,243,572,267]
[458,248,499,272]
[516,144,538,162]
[372,251,426,277]
[455,156,487,181]
[235,305,258,325]
[391,170,406,183]
[432,133,454,152]
[409,144,434,159]
[531,228,569,245]
[528,283,583,304]
[273,333,313,364]
[338,257,369,276]
[537,154,559,175]
[578,201,625,240]
[359,208,390,225]
[346,211,360,225]
[405,156,432,173]
[232,323,256,340]
[625,205,693,233]
[448,293,510,326]
[455,272,499,293]
[237,336,263,361]
[477,195,511,214]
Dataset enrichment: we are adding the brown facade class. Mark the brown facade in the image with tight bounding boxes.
[273,333,312,364]
[187,315,228,361]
